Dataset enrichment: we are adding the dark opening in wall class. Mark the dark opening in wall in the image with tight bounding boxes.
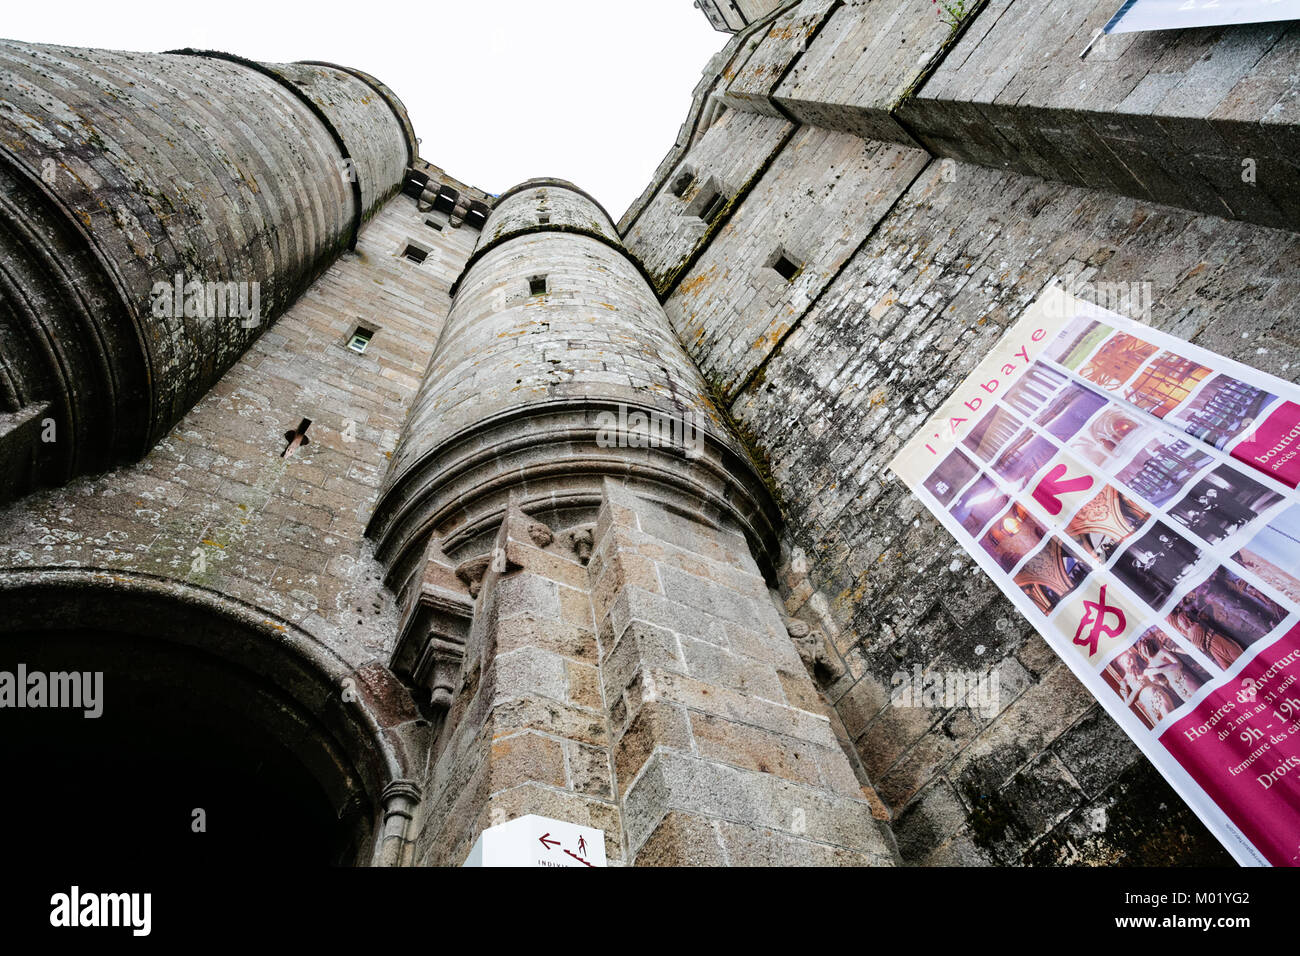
[347,327,374,354]
[686,176,729,225]
[424,218,444,232]
[699,190,726,224]
[402,244,428,264]
[539,213,551,225]
[529,275,548,296]
[773,252,802,282]
[282,418,312,458]
[671,168,696,198]
[433,185,459,215]
[0,628,370,866]
[403,169,430,199]
[465,201,490,231]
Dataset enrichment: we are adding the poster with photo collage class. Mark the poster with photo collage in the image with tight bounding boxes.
[892,285,1300,867]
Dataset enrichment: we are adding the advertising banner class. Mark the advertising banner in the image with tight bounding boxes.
[1102,0,1300,35]
[892,285,1300,866]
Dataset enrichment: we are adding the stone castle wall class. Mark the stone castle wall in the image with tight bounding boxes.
[625,0,1299,863]
[0,5,1295,865]
[0,41,411,500]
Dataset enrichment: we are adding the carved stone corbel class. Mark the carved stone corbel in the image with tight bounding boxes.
[787,619,846,685]
[392,539,475,716]
[413,635,466,710]
[563,525,595,565]
[526,520,554,549]
[455,554,495,597]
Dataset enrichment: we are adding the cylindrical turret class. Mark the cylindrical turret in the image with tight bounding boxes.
[0,40,413,501]
[369,179,778,586]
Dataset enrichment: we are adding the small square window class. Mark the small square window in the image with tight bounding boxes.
[685,178,729,225]
[529,275,548,296]
[773,254,802,282]
[539,213,551,225]
[347,327,374,354]
[702,192,726,224]
[671,169,696,199]
[402,244,428,264]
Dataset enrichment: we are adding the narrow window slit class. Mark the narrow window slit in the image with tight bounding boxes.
[347,327,374,354]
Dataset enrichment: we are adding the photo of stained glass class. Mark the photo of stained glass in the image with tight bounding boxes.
[1123,351,1211,418]
[1079,332,1159,391]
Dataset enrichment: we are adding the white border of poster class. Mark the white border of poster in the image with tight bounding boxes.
[892,285,1300,867]
[1103,0,1300,34]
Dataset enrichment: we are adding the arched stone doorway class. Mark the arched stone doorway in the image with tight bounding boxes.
[0,570,427,866]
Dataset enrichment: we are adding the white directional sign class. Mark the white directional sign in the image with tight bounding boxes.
[462,814,607,868]
[1102,0,1300,34]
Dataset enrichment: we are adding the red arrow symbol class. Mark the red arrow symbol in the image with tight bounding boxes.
[1032,463,1094,515]
[539,833,561,850]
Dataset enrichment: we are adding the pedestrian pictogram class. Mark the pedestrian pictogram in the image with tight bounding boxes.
[464,814,607,867]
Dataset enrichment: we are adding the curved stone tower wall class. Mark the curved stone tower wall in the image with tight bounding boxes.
[369,180,895,868]
[372,179,776,582]
[473,178,623,249]
[0,40,410,501]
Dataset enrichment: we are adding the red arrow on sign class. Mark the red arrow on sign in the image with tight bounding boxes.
[1032,463,1094,516]
[539,833,561,850]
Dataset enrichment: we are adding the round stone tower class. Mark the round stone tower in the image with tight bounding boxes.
[369,178,779,588]
[0,41,414,501]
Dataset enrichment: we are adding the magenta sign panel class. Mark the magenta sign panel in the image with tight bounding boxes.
[894,286,1300,866]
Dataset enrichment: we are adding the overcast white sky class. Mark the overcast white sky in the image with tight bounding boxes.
[3,0,725,219]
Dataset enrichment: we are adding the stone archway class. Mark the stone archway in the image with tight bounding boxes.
[0,569,428,866]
